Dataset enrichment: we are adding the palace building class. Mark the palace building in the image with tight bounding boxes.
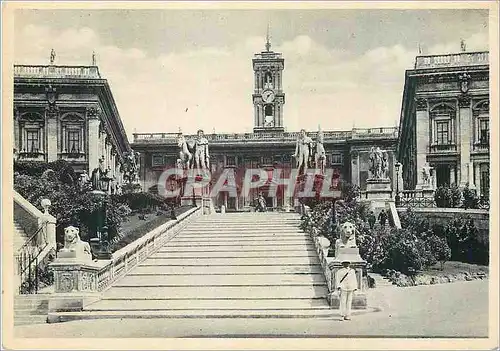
[397,50,490,199]
[13,53,132,187]
[132,38,400,210]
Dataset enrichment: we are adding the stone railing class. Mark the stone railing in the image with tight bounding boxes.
[415,51,489,69]
[48,207,201,320]
[429,144,458,153]
[14,65,101,79]
[13,190,56,249]
[133,127,398,144]
[398,190,436,208]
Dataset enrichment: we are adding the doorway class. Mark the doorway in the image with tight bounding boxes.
[435,164,451,187]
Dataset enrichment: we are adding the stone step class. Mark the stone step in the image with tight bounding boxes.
[177,234,307,239]
[102,285,329,299]
[115,274,326,287]
[152,251,317,258]
[163,242,314,248]
[14,315,48,325]
[144,256,320,266]
[180,230,304,234]
[50,308,339,320]
[86,298,330,311]
[170,238,312,244]
[133,265,323,275]
[157,245,315,252]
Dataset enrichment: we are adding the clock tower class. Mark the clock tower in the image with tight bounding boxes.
[252,32,285,133]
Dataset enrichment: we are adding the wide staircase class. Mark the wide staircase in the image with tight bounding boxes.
[84,212,333,318]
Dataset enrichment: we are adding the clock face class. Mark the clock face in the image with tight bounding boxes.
[265,115,274,127]
[262,90,275,103]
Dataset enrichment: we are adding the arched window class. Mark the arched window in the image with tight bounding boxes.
[19,112,44,156]
[429,103,456,147]
[61,113,85,156]
[473,100,489,146]
[265,105,273,116]
[264,72,273,88]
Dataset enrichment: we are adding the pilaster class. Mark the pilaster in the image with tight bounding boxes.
[458,95,472,188]
[87,106,101,173]
[415,97,429,188]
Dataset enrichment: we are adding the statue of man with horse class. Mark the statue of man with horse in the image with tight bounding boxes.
[293,129,314,175]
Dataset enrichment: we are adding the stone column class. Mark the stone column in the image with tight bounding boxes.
[13,108,20,154]
[415,98,429,188]
[46,109,58,162]
[254,103,258,127]
[450,164,456,185]
[87,107,101,173]
[350,151,359,187]
[458,95,473,188]
[475,162,481,197]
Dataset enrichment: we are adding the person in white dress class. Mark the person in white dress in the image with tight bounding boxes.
[336,259,358,320]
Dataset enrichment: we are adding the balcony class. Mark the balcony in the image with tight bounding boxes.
[14,65,101,79]
[473,142,489,153]
[415,51,489,69]
[429,144,457,153]
[133,127,399,145]
[17,151,45,161]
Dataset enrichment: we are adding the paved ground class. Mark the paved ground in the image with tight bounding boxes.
[14,279,489,338]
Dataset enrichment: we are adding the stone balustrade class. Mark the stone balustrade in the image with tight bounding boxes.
[14,65,101,79]
[415,51,489,69]
[48,207,201,322]
[133,127,398,144]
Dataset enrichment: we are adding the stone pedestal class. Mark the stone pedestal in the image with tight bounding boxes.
[47,258,107,323]
[327,247,367,309]
[365,178,392,200]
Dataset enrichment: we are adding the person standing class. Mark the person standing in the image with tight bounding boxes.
[336,260,358,320]
[378,209,388,227]
[368,211,376,230]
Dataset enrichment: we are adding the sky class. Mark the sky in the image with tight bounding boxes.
[13,8,489,141]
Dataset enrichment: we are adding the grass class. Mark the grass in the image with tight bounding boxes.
[110,206,192,252]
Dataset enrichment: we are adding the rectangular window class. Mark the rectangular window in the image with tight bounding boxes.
[67,130,80,153]
[436,121,450,144]
[26,130,39,153]
[479,119,489,145]
[226,156,236,166]
[331,153,343,165]
[152,155,164,167]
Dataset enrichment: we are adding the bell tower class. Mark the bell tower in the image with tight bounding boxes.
[252,29,285,133]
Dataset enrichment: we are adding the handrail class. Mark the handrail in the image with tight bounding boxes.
[17,221,48,254]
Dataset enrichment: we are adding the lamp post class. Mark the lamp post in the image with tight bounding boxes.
[395,162,401,206]
[90,173,113,260]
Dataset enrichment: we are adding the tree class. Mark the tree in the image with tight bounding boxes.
[427,235,452,270]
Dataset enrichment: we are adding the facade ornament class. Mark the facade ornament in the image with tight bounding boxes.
[86,105,100,120]
[458,94,471,108]
[292,129,313,175]
[50,49,56,65]
[458,72,471,93]
[415,97,428,111]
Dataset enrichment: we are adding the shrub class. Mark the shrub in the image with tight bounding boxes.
[14,173,131,245]
[434,184,462,208]
[462,183,480,210]
[426,235,452,270]
[445,215,487,265]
